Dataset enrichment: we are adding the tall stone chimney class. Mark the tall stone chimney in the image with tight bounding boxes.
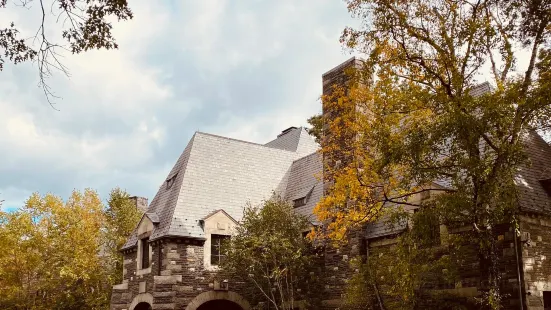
[320,57,370,306]
[321,57,364,190]
[129,196,148,212]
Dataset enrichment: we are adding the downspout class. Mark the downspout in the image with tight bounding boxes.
[513,220,525,310]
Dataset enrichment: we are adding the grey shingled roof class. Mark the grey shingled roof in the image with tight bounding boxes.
[121,80,551,247]
[122,127,320,249]
[516,131,551,214]
[284,152,323,222]
[264,127,319,155]
[365,218,408,239]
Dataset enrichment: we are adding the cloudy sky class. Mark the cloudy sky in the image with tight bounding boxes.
[0,1,358,210]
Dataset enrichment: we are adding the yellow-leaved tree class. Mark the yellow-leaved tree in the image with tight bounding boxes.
[0,187,142,309]
[0,189,107,309]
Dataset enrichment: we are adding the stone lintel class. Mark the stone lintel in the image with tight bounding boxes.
[112,282,128,290]
[153,291,176,298]
[153,304,175,309]
[154,275,182,285]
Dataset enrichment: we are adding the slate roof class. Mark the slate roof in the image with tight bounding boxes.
[264,127,319,154]
[283,152,323,222]
[122,127,320,249]
[365,217,408,239]
[516,131,551,214]
[122,78,551,247]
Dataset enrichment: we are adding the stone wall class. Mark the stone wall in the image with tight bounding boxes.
[111,239,255,310]
[317,221,529,310]
[520,215,551,310]
[320,229,364,310]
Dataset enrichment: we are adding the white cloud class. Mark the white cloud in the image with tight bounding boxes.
[0,0,355,209]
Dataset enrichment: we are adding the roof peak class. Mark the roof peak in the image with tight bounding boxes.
[278,126,301,137]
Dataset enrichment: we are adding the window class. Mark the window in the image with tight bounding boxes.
[141,237,150,269]
[211,234,230,266]
[540,179,551,197]
[293,197,306,208]
[413,209,440,247]
[544,291,551,310]
[166,173,178,190]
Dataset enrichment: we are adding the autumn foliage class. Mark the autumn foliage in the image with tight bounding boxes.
[0,188,142,309]
[311,0,551,308]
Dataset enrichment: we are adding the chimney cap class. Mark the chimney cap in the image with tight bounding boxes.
[278,126,299,137]
[322,56,362,78]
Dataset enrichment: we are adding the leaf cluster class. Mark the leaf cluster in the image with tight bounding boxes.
[0,0,132,104]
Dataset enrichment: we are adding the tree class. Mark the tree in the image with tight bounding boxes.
[311,0,551,308]
[220,196,321,310]
[0,187,142,309]
[103,187,144,289]
[0,0,133,104]
[0,189,108,309]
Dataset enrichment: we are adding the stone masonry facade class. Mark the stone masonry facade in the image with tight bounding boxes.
[111,239,254,310]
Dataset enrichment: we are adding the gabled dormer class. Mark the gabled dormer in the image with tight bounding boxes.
[136,212,159,276]
[200,210,238,271]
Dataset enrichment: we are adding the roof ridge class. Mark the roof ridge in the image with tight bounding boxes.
[195,131,264,146]
[292,151,320,163]
[154,133,198,241]
[196,131,297,153]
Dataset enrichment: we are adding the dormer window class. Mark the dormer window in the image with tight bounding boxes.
[166,173,177,190]
[293,197,306,208]
[202,210,238,270]
[292,186,314,208]
[135,215,155,275]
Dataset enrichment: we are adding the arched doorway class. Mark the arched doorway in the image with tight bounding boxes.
[128,293,153,310]
[134,302,152,310]
[197,299,243,310]
[185,291,251,310]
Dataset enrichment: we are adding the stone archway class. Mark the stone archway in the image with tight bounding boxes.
[134,302,152,310]
[197,299,243,310]
[185,291,251,310]
[129,293,153,310]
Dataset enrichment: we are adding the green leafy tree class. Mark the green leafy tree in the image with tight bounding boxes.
[221,196,320,310]
[0,0,133,104]
[103,187,144,288]
[311,0,551,308]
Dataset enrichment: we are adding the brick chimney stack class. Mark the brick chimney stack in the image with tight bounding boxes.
[129,196,148,212]
[321,57,364,190]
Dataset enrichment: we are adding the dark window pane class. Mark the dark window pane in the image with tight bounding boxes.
[543,291,551,310]
[141,238,150,269]
[211,234,230,266]
[293,198,306,208]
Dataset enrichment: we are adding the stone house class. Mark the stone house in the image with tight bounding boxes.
[111,58,551,310]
